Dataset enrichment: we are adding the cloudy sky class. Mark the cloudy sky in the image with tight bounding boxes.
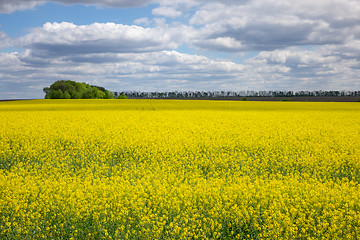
[0,0,359,99]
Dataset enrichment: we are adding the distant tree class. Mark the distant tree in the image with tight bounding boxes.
[117,93,128,99]
[82,87,105,99]
[46,89,64,99]
[104,91,114,99]
[117,90,360,99]
[43,87,51,95]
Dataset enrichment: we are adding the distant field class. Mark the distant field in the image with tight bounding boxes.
[1,99,359,239]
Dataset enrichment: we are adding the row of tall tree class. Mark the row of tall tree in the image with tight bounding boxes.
[116,90,360,99]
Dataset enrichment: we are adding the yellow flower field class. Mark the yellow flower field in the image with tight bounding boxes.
[0,99,359,239]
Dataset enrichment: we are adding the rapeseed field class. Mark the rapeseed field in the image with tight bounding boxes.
[0,99,359,239]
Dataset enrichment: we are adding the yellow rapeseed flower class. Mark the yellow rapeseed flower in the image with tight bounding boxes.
[0,99,359,239]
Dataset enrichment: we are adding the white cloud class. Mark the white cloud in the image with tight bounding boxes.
[18,22,180,57]
[2,42,360,99]
[0,52,41,99]
[152,6,182,18]
[134,17,150,26]
[0,31,10,50]
[193,37,244,52]
[251,48,338,66]
[0,0,44,13]
[0,49,248,98]
[322,40,360,62]
[246,47,360,90]
[189,0,360,52]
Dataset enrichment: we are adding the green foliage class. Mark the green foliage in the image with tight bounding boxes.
[117,93,128,99]
[43,80,114,99]
[241,97,247,101]
[46,89,64,99]
[82,87,105,99]
[63,91,71,99]
[104,91,114,99]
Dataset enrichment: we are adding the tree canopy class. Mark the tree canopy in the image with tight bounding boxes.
[43,80,114,99]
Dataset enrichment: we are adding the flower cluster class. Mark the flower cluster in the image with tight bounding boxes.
[0,100,359,239]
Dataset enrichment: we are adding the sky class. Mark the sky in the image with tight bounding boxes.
[0,0,360,99]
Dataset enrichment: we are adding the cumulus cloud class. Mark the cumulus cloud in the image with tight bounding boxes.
[192,37,244,52]
[152,7,182,18]
[322,40,360,62]
[246,47,360,90]
[134,18,151,26]
[18,22,180,58]
[1,20,251,98]
[0,52,39,99]
[0,48,248,98]
[0,0,44,13]
[189,0,360,52]
[0,31,10,50]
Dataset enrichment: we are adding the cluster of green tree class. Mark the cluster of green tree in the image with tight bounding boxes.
[43,80,116,99]
[118,90,360,99]
[113,92,128,99]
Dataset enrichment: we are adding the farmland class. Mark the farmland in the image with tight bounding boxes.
[0,99,359,239]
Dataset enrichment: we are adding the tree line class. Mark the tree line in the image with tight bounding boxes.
[116,90,360,99]
[44,81,359,100]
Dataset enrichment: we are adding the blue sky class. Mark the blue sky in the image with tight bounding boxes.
[0,0,360,99]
